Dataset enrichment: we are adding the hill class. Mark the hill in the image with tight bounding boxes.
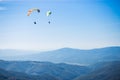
[0,60,120,80]
[0,46,120,64]
[0,68,59,80]
[25,46,120,64]
[0,60,89,80]
[74,61,120,80]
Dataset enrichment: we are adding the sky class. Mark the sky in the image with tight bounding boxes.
[0,0,120,50]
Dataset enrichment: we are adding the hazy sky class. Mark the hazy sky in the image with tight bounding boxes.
[0,0,120,50]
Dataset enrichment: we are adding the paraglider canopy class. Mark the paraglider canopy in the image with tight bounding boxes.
[46,11,52,17]
[27,8,40,16]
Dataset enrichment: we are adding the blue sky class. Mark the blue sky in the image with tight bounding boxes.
[0,0,120,50]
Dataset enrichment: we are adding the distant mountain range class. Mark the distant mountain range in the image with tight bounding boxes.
[0,60,89,80]
[0,60,120,80]
[74,61,120,80]
[0,46,120,80]
[29,46,120,64]
[0,67,59,80]
[1,46,120,64]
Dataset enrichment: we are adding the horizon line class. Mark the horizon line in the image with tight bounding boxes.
[0,45,120,51]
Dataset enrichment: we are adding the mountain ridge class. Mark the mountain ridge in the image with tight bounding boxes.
[0,46,120,64]
[74,61,120,80]
[0,60,89,80]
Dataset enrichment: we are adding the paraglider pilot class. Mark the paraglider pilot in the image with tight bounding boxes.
[34,22,36,24]
[48,21,50,24]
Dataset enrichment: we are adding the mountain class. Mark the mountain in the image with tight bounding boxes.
[24,46,120,64]
[0,60,120,80]
[0,68,59,80]
[0,46,120,64]
[74,61,120,80]
[0,68,29,80]
[0,60,89,80]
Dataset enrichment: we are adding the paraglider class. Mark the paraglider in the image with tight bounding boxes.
[27,8,52,24]
[27,8,40,24]
[46,11,52,24]
[27,8,40,16]
[46,11,52,17]
[48,21,50,24]
[34,21,36,24]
